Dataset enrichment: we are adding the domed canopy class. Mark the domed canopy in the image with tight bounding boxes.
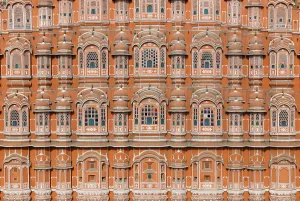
[169,88,188,113]
[247,35,265,56]
[227,89,245,113]
[37,0,53,7]
[226,33,244,56]
[57,33,73,54]
[55,88,72,112]
[171,31,185,44]
[112,88,130,113]
[114,31,130,44]
[34,91,51,112]
[170,150,187,168]
[227,153,244,170]
[248,91,266,112]
[36,35,52,55]
[112,40,130,56]
[169,40,187,56]
[113,151,130,168]
[170,87,185,98]
[35,152,51,168]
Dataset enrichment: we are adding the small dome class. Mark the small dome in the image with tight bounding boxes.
[113,40,130,56]
[35,99,50,107]
[56,152,71,168]
[113,151,130,168]
[114,88,129,98]
[35,91,51,111]
[228,33,242,43]
[56,99,72,108]
[249,91,264,99]
[171,150,187,168]
[170,100,186,108]
[170,88,185,98]
[58,33,72,43]
[249,154,265,169]
[58,42,72,51]
[228,153,244,169]
[57,88,71,99]
[57,33,73,52]
[115,41,129,51]
[228,43,242,51]
[35,153,51,168]
[228,100,243,107]
[114,99,128,108]
[171,31,185,42]
[171,41,186,52]
[37,42,52,51]
[228,89,243,99]
[38,35,52,44]
[38,0,53,6]
[36,91,50,100]
[114,31,129,43]
[248,35,265,55]
[249,99,264,107]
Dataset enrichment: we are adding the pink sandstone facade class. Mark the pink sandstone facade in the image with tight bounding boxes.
[0,0,299,200]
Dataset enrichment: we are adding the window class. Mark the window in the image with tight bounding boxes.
[88,175,96,182]
[141,105,158,125]
[203,161,211,170]
[200,107,214,126]
[78,108,82,126]
[279,110,288,127]
[89,161,96,169]
[193,107,198,126]
[85,107,99,126]
[272,111,276,127]
[101,107,106,126]
[134,105,139,124]
[142,49,158,68]
[147,5,153,12]
[204,175,211,182]
[204,9,208,14]
[87,52,98,68]
[10,110,19,127]
[217,108,221,126]
[193,51,198,68]
[160,105,165,124]
[22,111,27,127]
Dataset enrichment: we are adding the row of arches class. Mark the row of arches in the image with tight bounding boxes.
[5,0,296,27]
[2,87,298,137]
[3,32,298,78]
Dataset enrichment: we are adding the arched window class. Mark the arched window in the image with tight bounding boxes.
[270,93,296,137]
[227,0,241,25]
[141,105,158,125]
[269,38,294,77]
[10,110,19,127]
[279,110,288,127]
[192,0,220,22]
[135,0,166,20]
[8,3,32,30]
[87,52,99,68]
[200,107,214,126]
[115,0,129,21]
[22,111,27,127]
[191,89,223,137]
[147,5,153,12]
[201,52,213,68]
[142,48,158,68]
[268,3,292,30]
[85,107,99,126]
[80,0,108,21]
